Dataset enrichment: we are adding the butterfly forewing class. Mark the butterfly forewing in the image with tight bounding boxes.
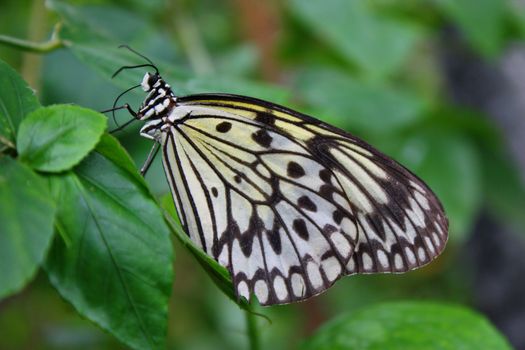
[153,94,448,305]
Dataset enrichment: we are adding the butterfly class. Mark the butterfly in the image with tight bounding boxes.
[107,46,448,306]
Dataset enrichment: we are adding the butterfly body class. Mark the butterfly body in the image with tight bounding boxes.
[132,72,448,306]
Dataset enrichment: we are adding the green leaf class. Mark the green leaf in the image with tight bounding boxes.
[437,0,505,56]
[289,0,422,78]
[295,68,426,133]
[302,301,512,350]
[0,58,40,149]
[0,157,55,300]
[44,135,173,350]
[17,105,107,172]
[92,132,145,186]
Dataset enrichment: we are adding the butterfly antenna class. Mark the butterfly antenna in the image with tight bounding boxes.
[119,45,156,66]
[112,63,159,78]
[112,44,160,77]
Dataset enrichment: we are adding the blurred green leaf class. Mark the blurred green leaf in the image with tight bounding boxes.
[295,68,426,133]
[324,267,471,316]
[509,1,525,38]
[57,3,151,41]
[41,49,128,112]
[47,0,187,88]
[289,0,422,79]
[0,58,40,149]
[215,44,258,77]
[437,0,505,56]
[184,76,290,104]
[433,107,525,230]
[482,141,525,229]
[0,157,55,300]
[47,0,290,104]
[302,301,512,350]
[58,0,164,17]
[17,105,106,172]
[60,25,187,91]
[45,134,173,350]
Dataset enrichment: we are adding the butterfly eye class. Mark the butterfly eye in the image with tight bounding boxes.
[141,72,158,92]
[148,74,159,86]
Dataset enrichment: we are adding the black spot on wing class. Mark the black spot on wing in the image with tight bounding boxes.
[239,215,265,257]
[319,169,332,183]
[322,224,338,235]
[216,121,232,133]
[304,135,336,168]
[332,210,343,224]
[292,218,309,240]
[319,184,336,199]
[298,195,317,212]
[239,232,254,257]
[255,112,275,126]
[267,219,282,254]
[287,161,305,178]
[252,129,273,148]
[211,187,218,197]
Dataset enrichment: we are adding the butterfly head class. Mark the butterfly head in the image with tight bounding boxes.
[137,72,177,120]
[141,72,160,92]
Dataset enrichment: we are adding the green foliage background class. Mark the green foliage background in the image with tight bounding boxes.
[0,0,524,349]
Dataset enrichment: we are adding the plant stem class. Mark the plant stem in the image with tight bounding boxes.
[245,309,261,350]
[21,0,49,91]
[0,23,66,53]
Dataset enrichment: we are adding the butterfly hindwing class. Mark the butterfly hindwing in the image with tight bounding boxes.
[160,94,448,305]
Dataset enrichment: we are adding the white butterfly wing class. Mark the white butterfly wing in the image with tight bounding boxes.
[160,94,448,305]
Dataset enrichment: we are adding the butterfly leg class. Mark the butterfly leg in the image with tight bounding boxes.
[100,103,138,117]
[101,103,139,133]
[140,141,161,176]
